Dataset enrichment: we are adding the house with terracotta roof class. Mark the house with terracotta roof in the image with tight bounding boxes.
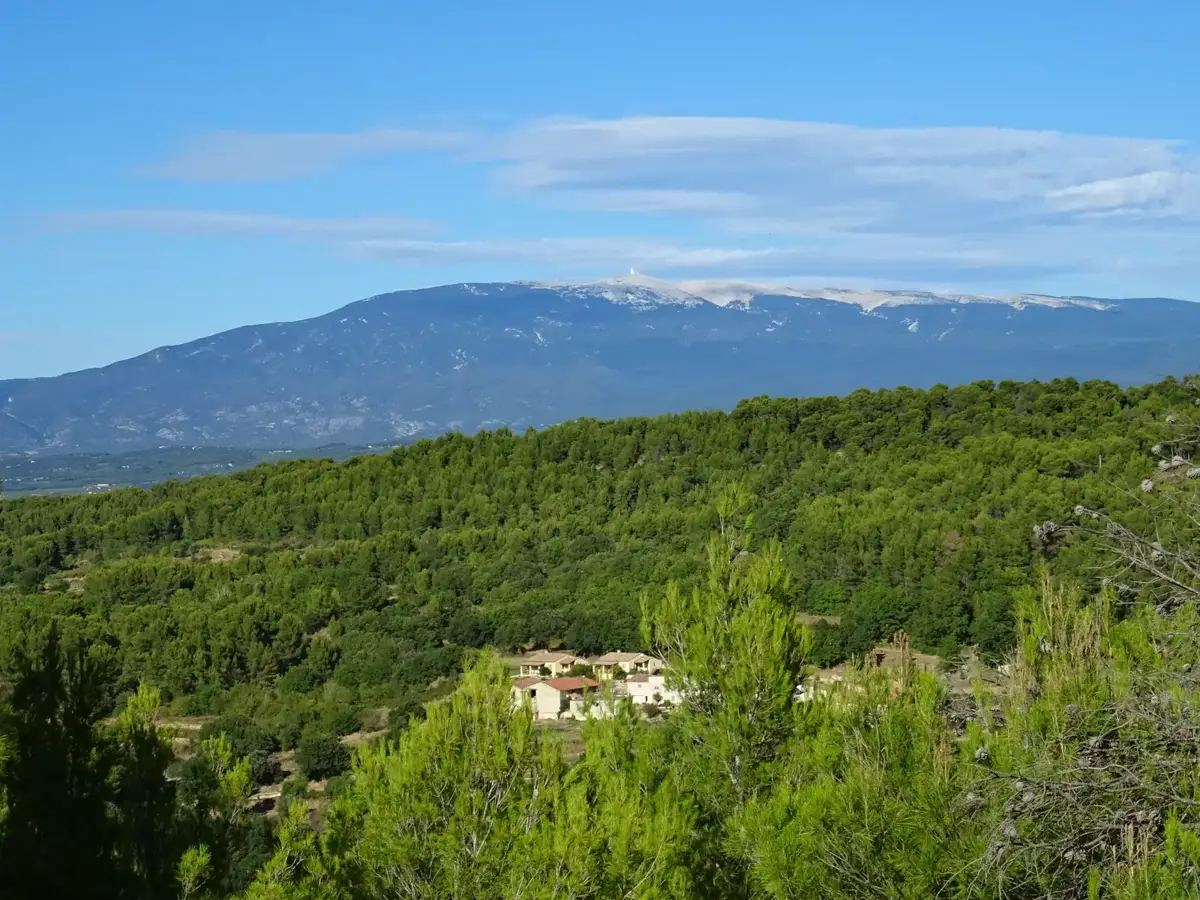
[516,651,589,678]
[590,651,664,681]
[511,675,601,720]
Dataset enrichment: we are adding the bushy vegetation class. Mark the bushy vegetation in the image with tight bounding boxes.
[295,733,350,782]
[0,377,1193,739]
[3,376,1200,897]
[0,629,274,899]
[6,476,1200,898]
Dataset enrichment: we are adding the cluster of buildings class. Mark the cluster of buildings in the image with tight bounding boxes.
[510,650,681,721]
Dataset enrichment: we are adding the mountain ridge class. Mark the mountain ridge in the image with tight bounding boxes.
[522,273,1121,311]
[1,277,1195,454]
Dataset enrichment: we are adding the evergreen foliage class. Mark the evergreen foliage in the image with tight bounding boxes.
[294,734,349,782]
[0,376,1193,733]
[0,629,253,900]
[2,377,1200,897]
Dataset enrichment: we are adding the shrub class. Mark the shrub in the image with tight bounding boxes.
[387,691,428,736]
[246,749,282,788]
[295,732,350,781]
[280,774,309,806]
[199,715,278,760]
[320,707,361,737]
[325,773,351,799]
[277,664,321,695]
[271,708,313,750]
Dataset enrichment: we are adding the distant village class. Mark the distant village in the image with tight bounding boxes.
[509,650,681,721]
[511,633,947,722]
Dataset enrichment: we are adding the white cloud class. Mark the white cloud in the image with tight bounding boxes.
[43,209,432,240]
[350,233,1064,284]
[469,116,1200,292]
[353,236,776,269]
[55,116,1200,294]
[142,128,470,181]
[44,210,1061,283]
[489,116,1200,235]
[1046,171,1200,215]
[555,188,763,216]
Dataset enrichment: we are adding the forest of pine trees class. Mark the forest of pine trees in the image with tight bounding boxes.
[3,375,1200,897]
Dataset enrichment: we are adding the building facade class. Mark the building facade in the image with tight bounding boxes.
[591,651,665,681]
[516,651,589,678]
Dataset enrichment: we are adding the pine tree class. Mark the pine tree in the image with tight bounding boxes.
[642,483,809,897]
[0,625,125,900]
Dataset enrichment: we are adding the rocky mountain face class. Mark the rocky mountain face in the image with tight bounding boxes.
[2,275,1196,454]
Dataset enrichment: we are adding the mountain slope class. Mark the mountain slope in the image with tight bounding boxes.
[1,276,1195,453]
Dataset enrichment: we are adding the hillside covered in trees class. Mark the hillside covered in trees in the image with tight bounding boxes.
[0,377,1195,737]
[3,476,1200,898]
[4,376,1200,897]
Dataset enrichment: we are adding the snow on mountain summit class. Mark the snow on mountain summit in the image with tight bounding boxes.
[527,275,1114,312]
[524,272,707,308]
[4,271,1189,456]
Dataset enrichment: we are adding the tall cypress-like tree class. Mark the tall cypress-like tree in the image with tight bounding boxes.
[0,625,125,900]
[0,633,202,900]
[642,483,810,899]
[112,685,182,900]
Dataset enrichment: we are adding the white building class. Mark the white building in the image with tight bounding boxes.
[511,676,542,711]
[512,676,602,721]
[622,673,680,707]
[567,692,615,720]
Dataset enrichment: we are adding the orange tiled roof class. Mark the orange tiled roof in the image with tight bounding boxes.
[545,676,599,692]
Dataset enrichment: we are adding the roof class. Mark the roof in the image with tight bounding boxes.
[593,651,652,666]
[519,651,581,665]
[512,676,541,689]
[625,673,655,683]
[545,677,600,692]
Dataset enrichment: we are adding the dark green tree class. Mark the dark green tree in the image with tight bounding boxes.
[0,626,124,900]
[295,732,350,781]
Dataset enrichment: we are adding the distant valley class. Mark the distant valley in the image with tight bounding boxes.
[0,443,394,497]
[2,274,1197,456]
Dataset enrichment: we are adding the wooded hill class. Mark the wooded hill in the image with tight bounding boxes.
[4,376,1200,898]
[0,377,1194,736]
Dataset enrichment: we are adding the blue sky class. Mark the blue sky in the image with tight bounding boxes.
[2,0,1198,379]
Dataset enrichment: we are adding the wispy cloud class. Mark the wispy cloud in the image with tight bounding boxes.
[352,234,1066,284]
[60,116,1200,292]
[353,236,777,270]
[136,119,1200,232]
[43,209,433,240]
[45,210,1059,283]
[143,128,471,181]
[490,116,1200,234]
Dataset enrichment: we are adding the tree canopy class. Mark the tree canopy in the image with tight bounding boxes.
[0,377,1192,734]
[3,376,1200,898]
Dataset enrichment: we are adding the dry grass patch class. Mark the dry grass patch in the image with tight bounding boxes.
[194,546,243,563]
